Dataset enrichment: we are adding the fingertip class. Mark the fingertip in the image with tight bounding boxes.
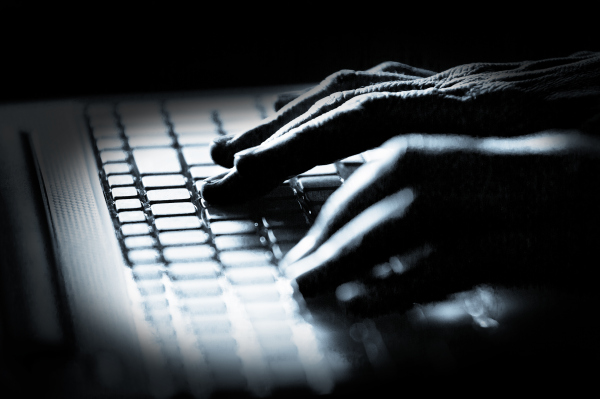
[209,135,235,168]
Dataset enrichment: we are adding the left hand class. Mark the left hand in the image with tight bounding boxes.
[280,132,600,315]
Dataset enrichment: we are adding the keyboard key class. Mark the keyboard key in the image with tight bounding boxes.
[219,250,272,268]
[141,296,169,311]
[128,249,160,264]
[225,267,276,285]
[263,185,296,199]
[255,200,302,215]
[180,297,227,315]
[124,235,156,249]
[262,213,307,229]
[214,235,262,251]
[100,150,128,163]
[203,205,253,221]
[128,136,173,148]
[167,262,219,280]
[96,138,124,150]
[137,280,165,296]
[210,220,257,235]
[182,146,213,165]
[296,176,342,191]
[103,163,130,175]
[155,216,202,230]
[118,211,146,223]
[171,279,222,298]
[131,264,163,280]
[163,245,215,262]
[151,202,196,216]
[133,148,181,174]
[147,188,190,202]
[121,223,151,236]
[190,315,231,335]
[252,320,293,339]
[177,133,217,146]
[108,175,134,187]
[92,125,120,138]
[233,285,280,302]
[298,164,338,176]
[115,198,142,211]
[159,230,209,246]
[267,229,307,244]
[125,125,169,136]
[304,189,336,203]
[245,303,287,320]
[111,186,138,199]
[142,174,186,188]
[190,165,229,180]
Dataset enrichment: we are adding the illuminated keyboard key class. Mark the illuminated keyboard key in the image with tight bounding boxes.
[111,186,138,199]
[147,188,190,202]
[121,223,150,236]
[131,264,163,280]
[103,163,130,175]
[92,125,119,138]
[142,174,186,188]
[124,235,156,249]
[167,262,219,280]
[125,125,169,136]
[190,165,229,179]
[214,235,262,251]
[233,285,280,302]
[128,136,173,148]
[115,198,142,211]
[151,202,196,216]
[100,150,128,163]
[134,148,181,174]
[219,250,272,268]
[155,216,202,230]
[180,297,227,315]
[96,138,124,150]
[210,220,257,235]
[171,279,222,298]
[182,146,213,165]
[163,245,215,262]
[118,211,146,223]
[108,175,134,187]
[159,230,209,246]
[225,267,276,285]
[128,249,160,264]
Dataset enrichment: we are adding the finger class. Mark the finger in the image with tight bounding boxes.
[366,61,437,78]
[199,168,285,205]
[283,188,422,297]
[281,137,411,267]
[209,69,421,167]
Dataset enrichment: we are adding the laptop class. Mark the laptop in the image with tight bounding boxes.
[0,85,595,398]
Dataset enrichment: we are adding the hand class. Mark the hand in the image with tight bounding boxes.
[201,52,600,204]
[280,132,600,316]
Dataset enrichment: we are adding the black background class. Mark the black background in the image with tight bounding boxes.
[2,13,597,103]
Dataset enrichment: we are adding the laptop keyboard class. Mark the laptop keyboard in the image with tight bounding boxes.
[85,93,365,396]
